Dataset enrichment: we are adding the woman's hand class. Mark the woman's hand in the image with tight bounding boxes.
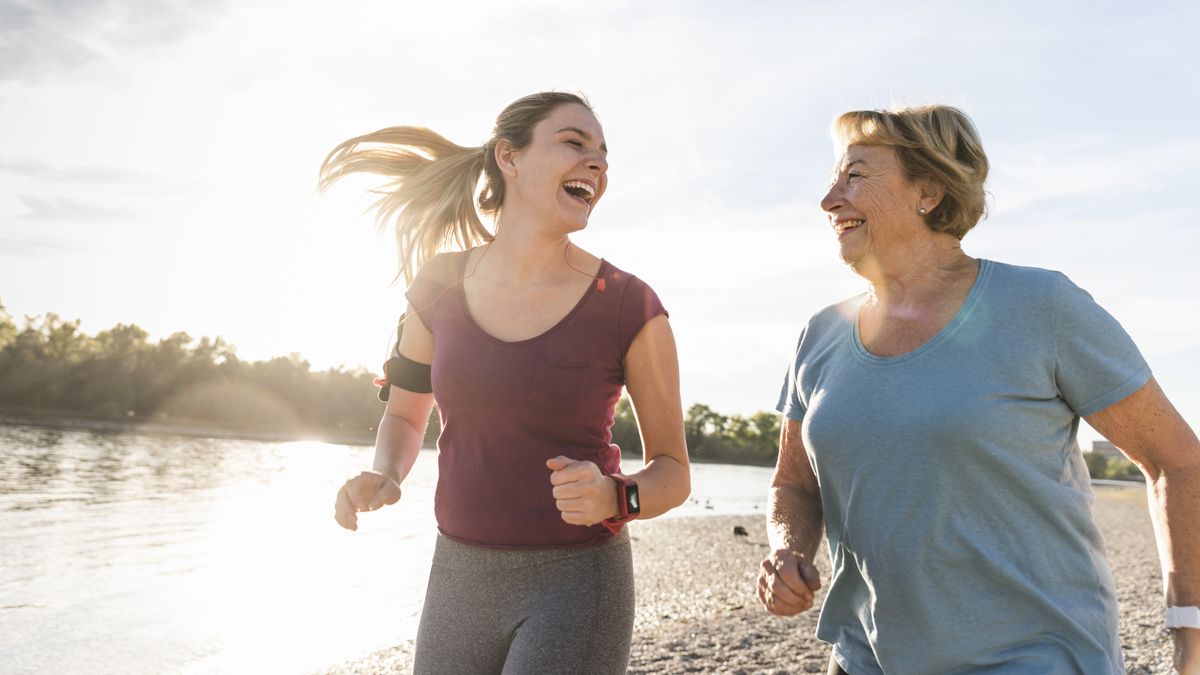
[546,456,618,526]
[757,548,822,616]
[333,471,402,531]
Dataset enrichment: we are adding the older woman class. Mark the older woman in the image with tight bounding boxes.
[759,105,1200,674]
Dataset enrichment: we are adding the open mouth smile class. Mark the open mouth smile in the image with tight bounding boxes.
[562,180,596,207]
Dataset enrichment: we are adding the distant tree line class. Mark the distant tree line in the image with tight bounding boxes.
[0,303,781,464]
[0,301,412,443]
[1082,450,1144,482]
[610,400,780,465]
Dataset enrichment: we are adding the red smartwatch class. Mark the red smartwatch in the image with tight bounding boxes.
[603,473,640,534]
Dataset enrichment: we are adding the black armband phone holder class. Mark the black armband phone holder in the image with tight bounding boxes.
[376,313,433,400]
[387,354,432,392]
[377,354,433,400]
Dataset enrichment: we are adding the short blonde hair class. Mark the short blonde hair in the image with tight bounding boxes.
[832,105,989,239]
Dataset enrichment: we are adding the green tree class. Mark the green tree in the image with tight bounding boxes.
[0,301,16,350]
[1083,451,1145,482]
[684,403,727,459]
[682,403,781,465]
[0,315,83,409]
[1104,455,1144,481]
[610,396,642,457]
[1083,451,1109,479]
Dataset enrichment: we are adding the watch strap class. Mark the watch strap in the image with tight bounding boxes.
[603,473,637,534]
[1166,606,1200,629]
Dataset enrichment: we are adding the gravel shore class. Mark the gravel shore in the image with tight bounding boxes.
[320,486,1173,674]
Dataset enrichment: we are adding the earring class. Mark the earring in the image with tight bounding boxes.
[918,207,927,215]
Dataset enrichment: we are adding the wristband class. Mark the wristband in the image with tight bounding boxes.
[1166,606,1200,629]
[602,473,640,534]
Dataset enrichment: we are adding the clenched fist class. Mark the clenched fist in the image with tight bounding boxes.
[546,456,619,526]
[757,548,822,616]
[333,471,401,531]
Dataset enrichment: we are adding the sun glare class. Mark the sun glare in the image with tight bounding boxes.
[181,441,436,672]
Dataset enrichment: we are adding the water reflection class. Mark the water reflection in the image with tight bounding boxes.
[0,424,443,675]
[0,423,773,674]
[0,426,254,510]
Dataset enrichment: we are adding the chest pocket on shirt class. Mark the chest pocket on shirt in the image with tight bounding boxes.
[531,360,589,407]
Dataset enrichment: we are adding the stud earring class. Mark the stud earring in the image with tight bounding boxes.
[918,207,927,215]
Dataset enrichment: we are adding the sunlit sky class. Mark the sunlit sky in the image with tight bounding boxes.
[2,1,1198,441]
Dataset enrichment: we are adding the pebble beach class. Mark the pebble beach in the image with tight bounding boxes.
[321,486,1173,674]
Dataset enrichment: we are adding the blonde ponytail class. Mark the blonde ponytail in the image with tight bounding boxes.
[318,127,491,284]
[319,91,593,283]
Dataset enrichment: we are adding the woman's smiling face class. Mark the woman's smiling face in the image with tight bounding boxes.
[506,103,609,233]
[820,144,928,271]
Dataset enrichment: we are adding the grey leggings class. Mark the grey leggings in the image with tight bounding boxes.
[413,530,635,675]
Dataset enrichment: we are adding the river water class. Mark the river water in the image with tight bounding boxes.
[0,424,773,674]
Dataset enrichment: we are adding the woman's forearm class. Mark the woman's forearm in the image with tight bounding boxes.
[767,485,824,560]
[1148,460,1200,606]
[628,454,690,520]
[371,411,427,485]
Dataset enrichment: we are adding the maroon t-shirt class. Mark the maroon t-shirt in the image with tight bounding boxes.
[406,250,668,549]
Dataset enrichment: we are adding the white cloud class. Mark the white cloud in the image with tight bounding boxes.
[17,194,132,221]
[0,0,225,83]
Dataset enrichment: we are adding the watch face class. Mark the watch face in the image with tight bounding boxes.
[626,484,640,514]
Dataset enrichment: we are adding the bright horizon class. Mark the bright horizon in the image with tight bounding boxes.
[3,1,1198,444]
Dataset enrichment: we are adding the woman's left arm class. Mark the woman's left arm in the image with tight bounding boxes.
[619,314,691,518]
[1086,376,1200,673]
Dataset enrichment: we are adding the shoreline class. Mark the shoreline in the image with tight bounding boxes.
[318,486,1170,675]
[0,413,779,467]
[0,411,379,447]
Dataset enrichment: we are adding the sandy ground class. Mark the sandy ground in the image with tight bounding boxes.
[320,486,1174,674]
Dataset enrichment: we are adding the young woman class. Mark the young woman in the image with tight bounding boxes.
[321,91,691,674]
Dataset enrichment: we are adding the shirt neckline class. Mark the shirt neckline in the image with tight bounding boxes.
[850,259,993,365]
[456,249,608,347]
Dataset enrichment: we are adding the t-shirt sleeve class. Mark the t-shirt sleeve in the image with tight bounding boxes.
[776,329,807,421]
[1052,272,1151,417]
[403,253,456,333]
[617,275,668,357]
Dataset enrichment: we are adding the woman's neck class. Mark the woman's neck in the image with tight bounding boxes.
[474,216,575,288]
[861,236,977,309]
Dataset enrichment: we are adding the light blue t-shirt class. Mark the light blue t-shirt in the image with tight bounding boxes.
[776,260,1150,675]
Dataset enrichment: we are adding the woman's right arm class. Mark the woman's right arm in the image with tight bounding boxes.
[333,305,435,531]
[758,418,825,615]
